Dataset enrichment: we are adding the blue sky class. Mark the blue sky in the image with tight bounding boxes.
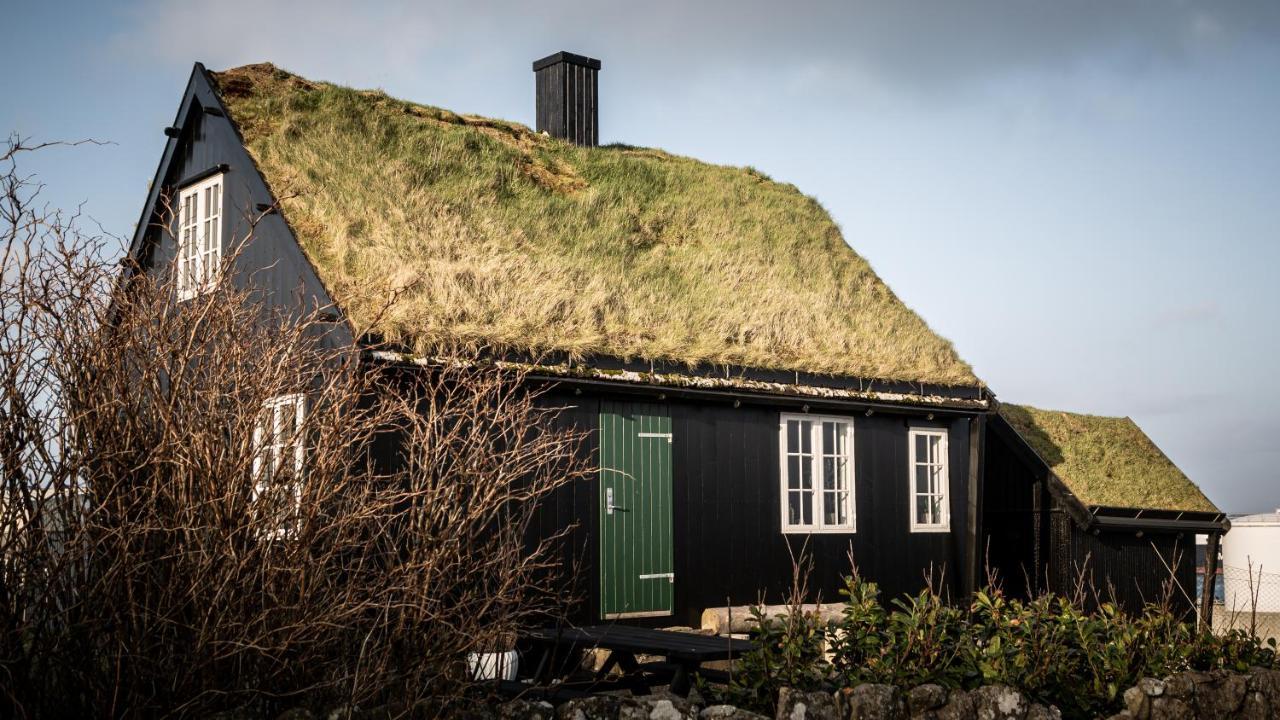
[3,1,1278,512]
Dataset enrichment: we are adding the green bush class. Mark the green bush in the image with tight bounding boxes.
[716,576,1277,719]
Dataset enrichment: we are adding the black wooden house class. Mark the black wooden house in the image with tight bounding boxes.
[125,57,998,626]
[124,55,1221,627]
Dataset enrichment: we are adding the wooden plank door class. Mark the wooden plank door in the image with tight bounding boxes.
[599,401,674,618]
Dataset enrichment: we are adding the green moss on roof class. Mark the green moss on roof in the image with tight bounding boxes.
[210,63,979,386]
[999,403,1217,513]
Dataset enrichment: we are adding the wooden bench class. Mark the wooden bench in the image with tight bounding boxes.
[521,624,755,696]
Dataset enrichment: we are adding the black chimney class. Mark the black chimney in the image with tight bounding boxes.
[533,51,601,147]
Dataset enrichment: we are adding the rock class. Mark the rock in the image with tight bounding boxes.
[623,694,697,720]
[970,686,1027,720]
[276,710,317,720]
[1022,705,1059,720]
[1249,668,1280,712]
[1136,678,1165,699]
[776,688,839,720]
[907,685,948,715]
[700,706,769,720]
[932,690,976,720]
[558,695,640,720]
[1122,685,1150,720]
[495,699,556,720]
[1162,674,1196,701]
[1239,690,1272,720]
[1147,698,1193,720]
[837,684,905,720]
[1191,671,1247,718]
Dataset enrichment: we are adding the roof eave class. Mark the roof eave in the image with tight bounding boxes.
[364,350,991,413]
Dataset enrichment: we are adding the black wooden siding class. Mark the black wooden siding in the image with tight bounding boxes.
[982,424,1049,598]
[533,388,972,626]
[1050,516,1197,618]
[133,66,348,348]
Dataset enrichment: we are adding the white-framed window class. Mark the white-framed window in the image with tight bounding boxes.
[908,428,950,532]
[176,173,223,300]
[252,394,306,533]
[779,413,855,533]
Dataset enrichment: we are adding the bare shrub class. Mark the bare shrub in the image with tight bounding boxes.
[0,135,586,718]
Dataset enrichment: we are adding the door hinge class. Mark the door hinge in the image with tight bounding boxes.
[637,432,673,443]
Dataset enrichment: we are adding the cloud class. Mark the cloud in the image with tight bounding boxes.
[110,0,1280,96]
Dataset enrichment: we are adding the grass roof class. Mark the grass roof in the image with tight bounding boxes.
[999,404,1218,513]
[209,64,979,387]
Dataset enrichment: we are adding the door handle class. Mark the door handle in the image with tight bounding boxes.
[605,487,627,514]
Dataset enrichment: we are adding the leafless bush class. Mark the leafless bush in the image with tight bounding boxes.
[0,135,587,717]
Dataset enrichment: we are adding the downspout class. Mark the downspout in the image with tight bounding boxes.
[964,413,987,598]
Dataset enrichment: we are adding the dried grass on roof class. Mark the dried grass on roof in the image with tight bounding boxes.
[211,63,979,386]
[999,403,1217,513]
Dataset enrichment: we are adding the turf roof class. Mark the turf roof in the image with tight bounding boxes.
[209,63,979,387]
[999,404,1217,513]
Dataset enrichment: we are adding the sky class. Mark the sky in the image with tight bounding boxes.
[2,1,1278,513]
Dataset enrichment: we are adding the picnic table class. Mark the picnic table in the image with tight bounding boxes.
[520,624,755,696]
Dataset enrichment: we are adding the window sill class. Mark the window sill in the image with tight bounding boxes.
[782,526,857,535]
[908,525,952,534]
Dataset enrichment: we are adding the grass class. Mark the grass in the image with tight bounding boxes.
[211,63,979,386]
[999,403,1217,513]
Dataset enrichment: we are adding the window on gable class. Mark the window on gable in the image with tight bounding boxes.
[909,428,950,532]
[780,413,855,533]
[251,394,306,534]
[176,173,223,300]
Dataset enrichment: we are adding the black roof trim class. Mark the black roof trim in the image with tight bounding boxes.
[1091,514,1229,534]
[532,51,602,71]
[175,163,229,189]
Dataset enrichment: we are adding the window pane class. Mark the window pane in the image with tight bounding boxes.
[931,464,944,496]
[787,420,798,451]
[801,490,813,525]
[916,495,930,525]
[822,457,835,490]
[788,491,802,525]
[929,435,942,464]
[838,491,849,525]
[823,491,837,525]
[931,495,945,524]
[279,401,297,441]
[822,422,833,453]
[829,422,848,455]
[915,464,930,495]
[787,456,801,490]
[915,433,927,462]
[800,421,812,454]
[800,455,812,489]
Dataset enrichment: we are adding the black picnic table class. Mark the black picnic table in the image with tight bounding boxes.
[520,624,755,697]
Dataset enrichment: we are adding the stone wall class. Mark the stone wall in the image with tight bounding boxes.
[1105,668,1280,720]
[231,668,1280,719]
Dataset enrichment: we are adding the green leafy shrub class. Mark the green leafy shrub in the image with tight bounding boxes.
[718,574,1278,719]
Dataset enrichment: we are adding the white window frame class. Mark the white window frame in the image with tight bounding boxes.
[778,413,856,534]
[176,173,224,300]
[908,427,951,533]
[251,394,306,534]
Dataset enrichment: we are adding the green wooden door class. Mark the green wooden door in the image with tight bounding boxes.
[599,401,674,618]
